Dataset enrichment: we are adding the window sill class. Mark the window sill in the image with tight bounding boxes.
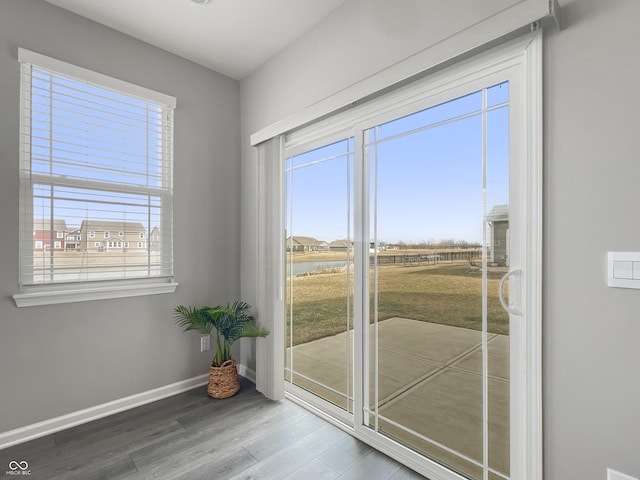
[13,280,179,307]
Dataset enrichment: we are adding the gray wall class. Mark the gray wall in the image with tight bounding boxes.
[544,0,640,477]
[240,0,640,478]
[0,0,240,432]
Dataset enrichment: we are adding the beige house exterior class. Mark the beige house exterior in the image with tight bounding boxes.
[329,239,352,252]
[65,229,81,251]
[78,220,148,252]
[149,226,161,252]
[286,236,328,252]
[487,204,509,266]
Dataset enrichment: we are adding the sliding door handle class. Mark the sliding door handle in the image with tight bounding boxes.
[499,269,522,316]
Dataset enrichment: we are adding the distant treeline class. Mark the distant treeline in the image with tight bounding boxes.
[391,239,482,249]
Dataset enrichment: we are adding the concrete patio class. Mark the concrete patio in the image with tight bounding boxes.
[288,317,510,480]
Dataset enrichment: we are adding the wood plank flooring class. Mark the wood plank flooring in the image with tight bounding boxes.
[0,377,427,480]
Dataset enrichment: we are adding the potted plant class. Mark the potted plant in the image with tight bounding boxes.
[174,300,268,399]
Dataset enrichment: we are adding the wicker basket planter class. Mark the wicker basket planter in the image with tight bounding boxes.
[208,359,240,399]
[174,301,267,399]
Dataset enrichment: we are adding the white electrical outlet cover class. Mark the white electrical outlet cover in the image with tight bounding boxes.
[608,468,638,480]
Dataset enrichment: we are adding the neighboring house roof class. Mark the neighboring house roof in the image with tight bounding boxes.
[330,239,352,247]
[487,204,509,222]
[33,218,67,231]
[79,220,146,232]
[287,236,320,246]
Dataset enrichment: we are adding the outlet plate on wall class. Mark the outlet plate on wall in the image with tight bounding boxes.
[200,336,210,352]
[608,468,638,480]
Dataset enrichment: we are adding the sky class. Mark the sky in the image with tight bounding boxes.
[285,82,510,245]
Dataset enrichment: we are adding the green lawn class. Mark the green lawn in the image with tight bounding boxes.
[286,262,509,346]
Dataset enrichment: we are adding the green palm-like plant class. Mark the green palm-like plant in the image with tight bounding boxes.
[174,301,268,367]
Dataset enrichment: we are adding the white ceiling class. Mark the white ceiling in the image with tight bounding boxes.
[42,0,350,80]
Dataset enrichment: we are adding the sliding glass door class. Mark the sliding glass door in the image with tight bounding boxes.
[282,34,541,480]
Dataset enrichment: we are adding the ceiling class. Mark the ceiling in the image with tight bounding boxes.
[42,0,350,80]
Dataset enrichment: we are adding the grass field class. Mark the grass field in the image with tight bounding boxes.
[286,261,509,346]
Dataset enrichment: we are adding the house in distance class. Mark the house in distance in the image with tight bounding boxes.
[78,220,148,253]
[487,204,509,266]
[33,218,67,252]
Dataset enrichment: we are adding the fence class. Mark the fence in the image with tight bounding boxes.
[370,249,482,267]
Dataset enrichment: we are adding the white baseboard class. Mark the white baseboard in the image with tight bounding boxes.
[237,363,256,384]
[0,374,208,450]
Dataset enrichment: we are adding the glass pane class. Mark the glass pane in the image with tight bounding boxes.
[367,85,510,480]
[487,81,509,108]
[285,139,354,412]
[376,90,482,141]
[289,138,351,169]
[370,113,485,478]
[29,185,162,284]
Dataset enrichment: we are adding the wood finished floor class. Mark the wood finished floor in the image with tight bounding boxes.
[0,377,427,480]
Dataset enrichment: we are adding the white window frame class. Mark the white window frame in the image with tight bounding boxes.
[34,241,43,249]
[56,232,63,239]
[14,49,178,307]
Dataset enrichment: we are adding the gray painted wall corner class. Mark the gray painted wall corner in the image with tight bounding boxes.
[0,0,241,433]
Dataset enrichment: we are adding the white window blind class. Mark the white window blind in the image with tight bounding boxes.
[18,49,176,291]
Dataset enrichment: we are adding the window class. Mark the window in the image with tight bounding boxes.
[56,232,63,239]
[15,49,178,307]
[139,232,145,239]
[54,241,62,249]
[35,241,43,249]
